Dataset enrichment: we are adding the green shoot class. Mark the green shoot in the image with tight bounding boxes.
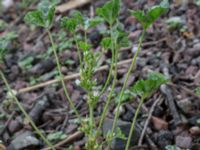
[96,0,120,25]
[24,0,81,122]
[131,0,169,30]
[111,0,169,149]
[125,72,169,150]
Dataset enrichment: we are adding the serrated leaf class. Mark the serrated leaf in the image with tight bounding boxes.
[47,131,67,142]
[96,0,120,25]
[147,72,169,87]
[85,17,104,29]
[0,32,18,63]
[61,10,84,32]
[78,41,91,52]
[24,0,56,28]
[101,37,112,50]
[24,11,45,27]
[131,10,149,29]
[131,0,169,30]
[116,127,127,140]
[132,72,168,98]
[61,17,78,33]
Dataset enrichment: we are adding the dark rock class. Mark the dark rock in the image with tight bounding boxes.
[188,114,200,126]
[155,130,174,150]
[8,117,23,133]
[102,118,140,150]
[177,98,192,114]
[7,131,40,150]
[152,106,164,117]
[29,59,55,75]
[122,110,134,122]
[191,144,200,150]
[29,96,49,124]
[89,30,102,48]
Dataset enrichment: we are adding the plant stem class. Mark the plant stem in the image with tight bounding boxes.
[125,96,145,150]
[97,24,118,130]
[109,30,145,148]
[89,101,94,129]
[47,30,81,122]
[73,32,83,70]
[98,48,115,97]
[0,71,55,150]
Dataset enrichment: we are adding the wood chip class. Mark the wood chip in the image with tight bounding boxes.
[56,0,91,13]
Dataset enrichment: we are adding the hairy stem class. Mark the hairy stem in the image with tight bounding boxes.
[47,30,81,122]
[98,25,118,130]
[0,71,55,150]
[108,30,145,148]
[125,96,145,150]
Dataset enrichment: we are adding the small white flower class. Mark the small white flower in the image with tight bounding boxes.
[75,79,81,85]
[93,91,99,97]
[132,45,138,53]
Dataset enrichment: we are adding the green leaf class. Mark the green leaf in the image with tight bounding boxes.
[47,131,67,142]
[24,0,56,28]
[196,87,200,96]
[84,17,104,30]
[116,127,127,140]
[96,0,120,25]
[132,72,168,98]
[18,56,34,70]
[166,16,184,29]
[78,41,91,52]
[61,10,84,32]
[131,0,169,30]
[24,10,45,27]
[147,72,170,87]
[0,32,18,63]
[165,145,181,150]
[61,17,78,33]
[101,37,112,50]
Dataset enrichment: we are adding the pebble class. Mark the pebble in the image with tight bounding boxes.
[189,126,200,136]
[151,116,168,130]
[7,131,40,150]
[155,130,174,149]
[175,136,192,149]
[177,98,192,114]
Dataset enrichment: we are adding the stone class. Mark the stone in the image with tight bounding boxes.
[151,116,168,130]
[102,118,140,150]
[7,131,40,150]
[8,117,23,133]
[175,136,192,149]
[155,130,174,149]
[177,98,192,114]
[189,126,200,136]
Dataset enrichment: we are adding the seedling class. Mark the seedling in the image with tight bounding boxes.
[110,1,169,149]
[24,0,81,122]
[125,72,169,150]
[22,0,169,149]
